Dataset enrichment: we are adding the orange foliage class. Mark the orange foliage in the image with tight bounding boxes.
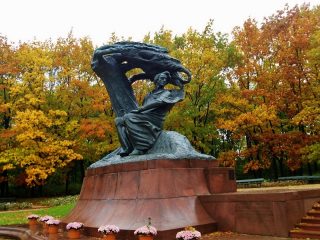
[217,4,320,174]
[80,118,114,141]
[217,150,238,167]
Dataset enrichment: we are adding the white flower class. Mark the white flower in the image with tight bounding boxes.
[46,219,60,225]
[134,225,157,236]
[66,222,84,230]
[176,230,201,240]
[98,225,120,234]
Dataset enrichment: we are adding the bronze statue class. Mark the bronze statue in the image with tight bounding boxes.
[115,71,184,156]
[91,42,191,156]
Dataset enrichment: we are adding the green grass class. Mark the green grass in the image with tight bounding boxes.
[0,202,76,225]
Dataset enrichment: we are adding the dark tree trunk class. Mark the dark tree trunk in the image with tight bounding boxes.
[38,185,43,196]
[314,162,318,172]
[65,171,70,195]
[272,157,278,180]
[0,171,9,197]
[79,160,85,182]
[307,162,313,176]
[279,158,284,177]
[253,171,257,178]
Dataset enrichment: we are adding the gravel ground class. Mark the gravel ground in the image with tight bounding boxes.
[202,231,297,240]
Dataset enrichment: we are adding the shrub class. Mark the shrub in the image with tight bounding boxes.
[39,195,78,207]
[0,202,32,211]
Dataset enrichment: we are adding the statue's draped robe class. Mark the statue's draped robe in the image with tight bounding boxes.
[121,89,184,151]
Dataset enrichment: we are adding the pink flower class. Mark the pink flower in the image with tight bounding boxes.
[39,215,54,222]
[27,214,39,220]
[134,225,157,236]
[46,219,60,225]
[176,230,201,240]
[98,225,120,234]
[66,222,84,230]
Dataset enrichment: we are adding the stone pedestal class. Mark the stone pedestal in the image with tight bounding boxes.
[63,158,236,239]
[200,188,320,237]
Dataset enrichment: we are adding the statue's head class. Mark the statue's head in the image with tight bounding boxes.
[154,71,171,87]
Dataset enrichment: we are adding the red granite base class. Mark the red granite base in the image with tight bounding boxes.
[64,158,320,238]
[200,188,320,237]
[63,159,235,239]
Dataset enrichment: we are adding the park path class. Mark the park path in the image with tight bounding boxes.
[238,183,320,192]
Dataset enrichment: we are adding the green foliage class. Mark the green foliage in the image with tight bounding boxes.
[144,21,236,156]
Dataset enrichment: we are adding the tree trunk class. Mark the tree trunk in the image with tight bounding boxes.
[272,157,279,180]
[38,185,43,196]
[79,160,85,182]
[279,158,284,177]
[314,162,318,172]
[307,162,313,176]
[65,171,70,195]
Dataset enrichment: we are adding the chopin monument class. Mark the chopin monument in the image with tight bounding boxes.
[63,42,237,239]
[89,42,214,162]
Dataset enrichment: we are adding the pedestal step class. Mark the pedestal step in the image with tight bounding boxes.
[290,229,320,239]
[308,210,320,218]
[296,223,320,231]
[313,205,320,211]
[290,201,320,239]
[301,217,320,224]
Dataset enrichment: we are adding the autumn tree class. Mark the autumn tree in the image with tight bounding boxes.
[49,33,119,191]
[0,35,19,195]
[0,40,84,187]
[293,7,320,167]
[143,22,238,156]
[216,4,320,178]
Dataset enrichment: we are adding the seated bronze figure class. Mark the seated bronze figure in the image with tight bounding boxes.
[115,71,184,156]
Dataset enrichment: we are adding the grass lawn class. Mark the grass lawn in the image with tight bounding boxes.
[0,202,76,225]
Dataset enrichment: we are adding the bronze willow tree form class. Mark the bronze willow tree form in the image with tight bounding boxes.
[91,42,192,156]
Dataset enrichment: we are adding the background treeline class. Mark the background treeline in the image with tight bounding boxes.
[0,4,319,196]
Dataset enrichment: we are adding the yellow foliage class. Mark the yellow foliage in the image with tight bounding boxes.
[11,108,83,186]
[49,110,68,126]
[217,150,238,167]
